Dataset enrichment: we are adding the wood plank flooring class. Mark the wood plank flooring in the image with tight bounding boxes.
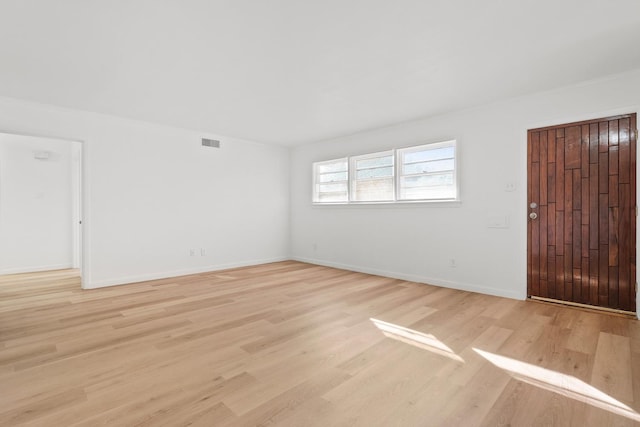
[0,261,639,426]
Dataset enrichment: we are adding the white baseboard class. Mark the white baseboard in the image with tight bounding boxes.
[82,255,630,315]
[84,256,290,289]
[292,256,526,301]
[0,263,73,275]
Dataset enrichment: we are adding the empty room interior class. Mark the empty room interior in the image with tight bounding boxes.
[1,1,640,426]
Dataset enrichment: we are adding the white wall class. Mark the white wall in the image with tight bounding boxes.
[0,97,290,288]
[291,69,640,309]
[0,135,76,274]
[1,68,638,312]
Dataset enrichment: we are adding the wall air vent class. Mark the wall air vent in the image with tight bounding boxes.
[201,138,220,148]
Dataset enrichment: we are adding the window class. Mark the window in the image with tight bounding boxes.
[312,140,458,204]
[313,158,348,203]
[397,141,456,201]
[350,150,394,202]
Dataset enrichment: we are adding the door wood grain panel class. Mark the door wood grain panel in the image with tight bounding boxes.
[527,114,637,312]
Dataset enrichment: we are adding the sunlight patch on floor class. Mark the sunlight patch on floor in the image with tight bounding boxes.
[473,348,640,422]
[370,318,464,363]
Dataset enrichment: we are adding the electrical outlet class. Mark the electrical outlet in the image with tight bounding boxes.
[200,248,206,256]
[189,249,195,256]
[449,259,457,268]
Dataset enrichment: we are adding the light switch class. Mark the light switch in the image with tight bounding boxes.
[505,182,517,192]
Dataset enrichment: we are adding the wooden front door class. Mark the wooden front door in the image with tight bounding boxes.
[527,114,637,313]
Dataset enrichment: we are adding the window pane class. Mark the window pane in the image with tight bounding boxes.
[351,152,395,201]
[357,155,393,169]
[404,147,454,163]
[319,182,348,193]
[400,185,456,200]
[318,192,348,202]
[319,171,348,183]
[353,178,394,201]
[356,166,393,180]
[314,158,349,203]
[317,160,347,173]
[402,159,454,175]
[401,173,453,188]
[398,142,456,201]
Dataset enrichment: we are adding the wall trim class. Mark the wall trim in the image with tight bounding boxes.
[292,256,526,300]
[0,263,74,275]
[83,256,290,289]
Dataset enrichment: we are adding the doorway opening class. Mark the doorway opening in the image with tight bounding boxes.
[0,133,83,287]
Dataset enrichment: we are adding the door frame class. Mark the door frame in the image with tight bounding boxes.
[523,107,640,318]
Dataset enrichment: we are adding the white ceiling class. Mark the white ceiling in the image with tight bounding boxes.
[0,1,639,146]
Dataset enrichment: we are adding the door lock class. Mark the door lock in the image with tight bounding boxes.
[529,212,538,220]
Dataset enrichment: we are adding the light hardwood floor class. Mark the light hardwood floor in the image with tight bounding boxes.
[0,261,639,426]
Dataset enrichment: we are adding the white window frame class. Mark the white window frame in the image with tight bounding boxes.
[312,158,349,204]
[312,139,459,205]
[349,150,395,203]
[396,140,458,202]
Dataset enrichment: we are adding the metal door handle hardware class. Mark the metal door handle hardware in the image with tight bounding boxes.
[530,202,538,209]
[529,212,538,220]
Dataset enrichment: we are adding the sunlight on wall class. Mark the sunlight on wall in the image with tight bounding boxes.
[473,348,640,422]
[370,318,464,363]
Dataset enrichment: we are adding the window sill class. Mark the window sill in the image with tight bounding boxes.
[311,199,462,208]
